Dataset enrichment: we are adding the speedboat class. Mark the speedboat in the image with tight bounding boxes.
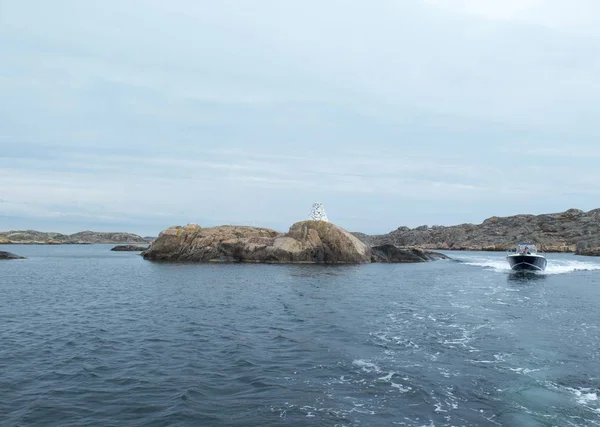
[506,243,547,271]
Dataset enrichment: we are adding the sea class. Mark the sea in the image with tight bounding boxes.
[1,244,599,427]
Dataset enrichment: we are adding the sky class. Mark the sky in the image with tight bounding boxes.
[1,0,600,236]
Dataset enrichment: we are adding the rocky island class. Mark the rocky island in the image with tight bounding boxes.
[353,208,600,253]
[111,245,148,251]
[0,230,149,245]
[143,221,371,263]
[143,220,447,264]
[0,251,26,260]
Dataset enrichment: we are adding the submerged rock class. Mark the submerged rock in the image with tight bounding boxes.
[0,251,26,260]
[143,221,371,264]
[110,245,148,251]
[370,244,450,263]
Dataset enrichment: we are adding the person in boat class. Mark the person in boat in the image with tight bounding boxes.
[523,246,530,254]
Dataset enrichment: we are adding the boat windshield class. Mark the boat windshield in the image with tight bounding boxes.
[517,243,537,254]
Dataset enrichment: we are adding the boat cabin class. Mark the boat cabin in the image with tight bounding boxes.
[516,243,538,254]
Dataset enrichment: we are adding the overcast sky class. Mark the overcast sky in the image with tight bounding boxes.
[1,1,600,235]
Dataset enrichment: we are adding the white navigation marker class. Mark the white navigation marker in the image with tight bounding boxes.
[308,203,329,222]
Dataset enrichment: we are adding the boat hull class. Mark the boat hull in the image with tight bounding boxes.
[506,255,547,271]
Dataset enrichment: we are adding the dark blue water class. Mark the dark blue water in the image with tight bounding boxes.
[1,245,600,426]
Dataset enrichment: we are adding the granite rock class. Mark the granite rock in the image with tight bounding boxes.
[143,221,371,264]
[353,208,600,253]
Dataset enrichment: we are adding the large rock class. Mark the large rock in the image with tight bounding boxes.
[142,223,277,262]
[284,221,371,263]
[371,244,450,263]
[143,221,371,264]
[0,251,26,260]
[353,208,600,253]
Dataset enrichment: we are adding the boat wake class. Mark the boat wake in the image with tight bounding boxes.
[454,254,600,275]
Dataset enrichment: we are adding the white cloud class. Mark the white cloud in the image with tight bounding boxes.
[1,1,600,233]
[422,0,600,32]
[3,145,599,233]
[424,0,542,21]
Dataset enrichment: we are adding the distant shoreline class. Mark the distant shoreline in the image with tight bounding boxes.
[0,242,574,254]
[0,230,151,245]
[0,242,148,245]
[351,208,600,254]
[4,207,600,254]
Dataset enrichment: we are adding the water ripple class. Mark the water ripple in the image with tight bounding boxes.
[0,246,599,426]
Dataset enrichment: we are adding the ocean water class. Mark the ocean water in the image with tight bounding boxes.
[1,245,600,426]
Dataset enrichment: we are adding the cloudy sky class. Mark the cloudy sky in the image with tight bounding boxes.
[1,1,600,235]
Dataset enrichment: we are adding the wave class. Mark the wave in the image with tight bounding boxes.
[454,254,600,275]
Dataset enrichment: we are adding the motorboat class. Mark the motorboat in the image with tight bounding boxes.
[506,243,547,272]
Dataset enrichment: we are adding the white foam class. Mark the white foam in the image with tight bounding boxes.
[438,368,452,378]
[569,387,598,404]
[391,382,412,393]
[468,353,510,365]
[434,402,447,413]
[378,371,395,381]
[562,387,600,416]
[456,254,600,275]
[352,359,381,373]
[507,367,540,374]
[458,256,511,272]
[545,260,600,275]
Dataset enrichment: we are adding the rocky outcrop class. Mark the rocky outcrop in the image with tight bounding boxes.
[0,251,26,260]
[370,244,450,263]
[142,223,279,262]
[576,248,600,256]
[350,232,375,246]
[353,208,600,253]
[143,221,372,264]
[575,240,600,256]
[111,245,148,251]
[0,230,147,244]
[285,221,371,263]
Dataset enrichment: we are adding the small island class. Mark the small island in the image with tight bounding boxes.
[0,230,149,245]
[143,204,447,264]
[0,251,26,260]
[111,245,148,252]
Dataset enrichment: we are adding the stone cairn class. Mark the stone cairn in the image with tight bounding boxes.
[308,203,329,222]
